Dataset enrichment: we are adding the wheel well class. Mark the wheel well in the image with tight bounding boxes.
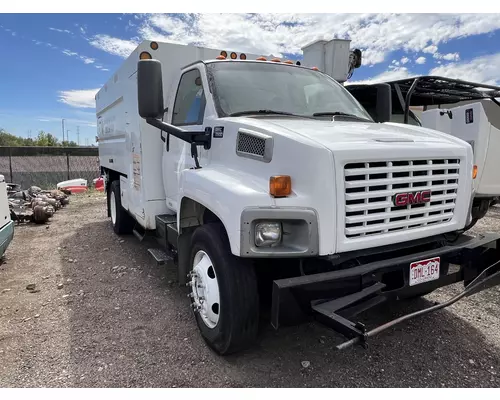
[102,168,124,217]
[179,197,223,233]
[176,197,227,286]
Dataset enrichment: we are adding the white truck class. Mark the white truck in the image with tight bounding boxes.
[0,175,14,259]
[96,40,500,355]
[346,76,500,227]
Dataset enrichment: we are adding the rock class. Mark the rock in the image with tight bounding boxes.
[1,288,11,293]
[62,294,70,298]
[301,361,310,368]
[26,284,36,291]
[68,259,74,263]
[318,337,325,344]
[57,283,64,289]
[469,359,475,365]
[34,314,40,318]
[42,276,50,280]
[103,248,109,251]
[98,366,103,372]
[119,240,125,243]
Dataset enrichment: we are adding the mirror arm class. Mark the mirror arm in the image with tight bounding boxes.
[145,118,212,170]
[145,118,212,150]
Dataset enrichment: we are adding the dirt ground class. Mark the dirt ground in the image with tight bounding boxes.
[0,192,499,388]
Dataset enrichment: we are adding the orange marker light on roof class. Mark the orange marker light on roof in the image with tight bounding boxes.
[473,165,478,179]
[139,51,152,60]
[150,41,159,50]
[311,66,319,71]
[216,55,226,60]
[270,176,292,197]
[271,58,281,62]
[284,60,294,64]
[256,56,267,61]
[240,53,247,60]
[230,52,237,59]
[220,50,227,58]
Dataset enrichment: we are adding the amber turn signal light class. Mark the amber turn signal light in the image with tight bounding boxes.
[270,175,292,197]
[473,165,478,179]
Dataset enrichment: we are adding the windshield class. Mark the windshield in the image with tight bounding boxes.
[206,61,373,121]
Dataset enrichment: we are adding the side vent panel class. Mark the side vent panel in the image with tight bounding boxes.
[236,129,273,163]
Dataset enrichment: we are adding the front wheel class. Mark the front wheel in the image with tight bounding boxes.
[187,223,259,355]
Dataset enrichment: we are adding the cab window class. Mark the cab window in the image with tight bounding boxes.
[172,69,206,126]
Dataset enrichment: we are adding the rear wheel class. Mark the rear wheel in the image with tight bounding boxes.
[187,223,259,355]
[108,180,134,235]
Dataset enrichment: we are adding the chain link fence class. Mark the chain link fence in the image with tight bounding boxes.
[0,146,100,189]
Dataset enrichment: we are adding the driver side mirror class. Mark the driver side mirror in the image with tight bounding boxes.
[137,59,164,119]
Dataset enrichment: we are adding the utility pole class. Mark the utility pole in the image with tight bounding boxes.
[62,119,65,143]
[77,126,80,146]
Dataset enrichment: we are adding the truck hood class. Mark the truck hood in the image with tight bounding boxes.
[234,117,467,149]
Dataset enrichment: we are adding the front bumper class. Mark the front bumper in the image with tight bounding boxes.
[271,232,500,349]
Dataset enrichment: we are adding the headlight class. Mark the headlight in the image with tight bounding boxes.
[255,222,282,247]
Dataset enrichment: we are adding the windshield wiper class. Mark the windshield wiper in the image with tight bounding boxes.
[229,110,305,118]
[312,111,371,121]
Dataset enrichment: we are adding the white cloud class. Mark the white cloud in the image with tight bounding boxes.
[37,115,97,127]
[416,56,426,64]
[80,56,95,64]
[61,49,96,65]
[49,27,72,34]
[62,49,78,57]
[89,34,139,58]
[348,66,415,85]
[429,53,500,85]
[87,13,500,66]
[401,56,409,65]
[433,52,460,61]
[58,89,99,109]
[423,45,438,54]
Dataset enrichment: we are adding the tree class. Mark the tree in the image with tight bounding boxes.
[0,128,83,147]
[0,129,26,146]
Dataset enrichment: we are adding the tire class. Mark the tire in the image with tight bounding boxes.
[108,180,134,235]
[187,222,259,355]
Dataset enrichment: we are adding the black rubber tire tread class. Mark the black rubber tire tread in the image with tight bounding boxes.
[189,222,259,355]
[109,180,134,235]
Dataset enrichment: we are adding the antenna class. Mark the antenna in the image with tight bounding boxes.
[62,119,65,143]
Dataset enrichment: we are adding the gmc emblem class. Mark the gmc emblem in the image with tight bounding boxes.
[393,190,431,206]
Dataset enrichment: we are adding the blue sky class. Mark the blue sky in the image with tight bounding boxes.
[1,13,500,145]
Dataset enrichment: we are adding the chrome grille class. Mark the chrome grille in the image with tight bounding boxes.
[344,158,461,238]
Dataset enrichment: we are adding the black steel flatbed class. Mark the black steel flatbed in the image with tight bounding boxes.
[271,232,500,350]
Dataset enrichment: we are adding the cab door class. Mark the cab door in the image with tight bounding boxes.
[162,66,210,211]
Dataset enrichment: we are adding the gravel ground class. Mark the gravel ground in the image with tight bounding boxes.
[0,193,499,388]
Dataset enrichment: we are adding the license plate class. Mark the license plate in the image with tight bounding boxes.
[409,257,440,286]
